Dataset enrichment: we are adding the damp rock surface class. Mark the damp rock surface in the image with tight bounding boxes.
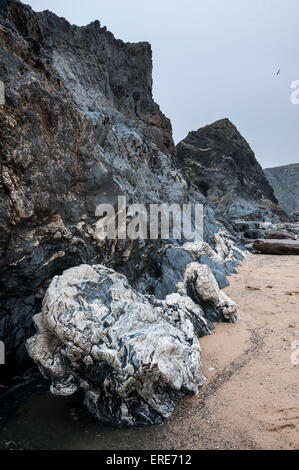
[177,263,240,323]
[253,239,299,255]
[27,264,210,426]
[177,119,288,222]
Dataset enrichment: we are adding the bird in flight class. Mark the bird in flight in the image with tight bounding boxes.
[276,69,280,76]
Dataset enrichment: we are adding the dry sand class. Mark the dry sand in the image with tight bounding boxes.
[151,254,299,450]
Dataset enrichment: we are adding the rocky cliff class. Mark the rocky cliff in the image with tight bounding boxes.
[177,119,287,222]
[0,0,243,392]
[264,163,299,216]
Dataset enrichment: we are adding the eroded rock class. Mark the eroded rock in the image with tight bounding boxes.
[253,239,299,255]
[177,263,240,323]
[27,264,209,426]
[243,229,266,240]
[177,119,288,222]
[265,230,295,240]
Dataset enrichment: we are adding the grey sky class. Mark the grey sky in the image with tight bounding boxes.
[25,0,299,168]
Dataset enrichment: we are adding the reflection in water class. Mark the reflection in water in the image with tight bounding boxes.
[0,382,166,450]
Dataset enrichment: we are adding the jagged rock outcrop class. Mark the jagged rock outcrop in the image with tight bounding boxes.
[26,264,211,426]
[0,1,244,373]
[177,263,240,323]
[177,119,287,222]
[264,163,299,215]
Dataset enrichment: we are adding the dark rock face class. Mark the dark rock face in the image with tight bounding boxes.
[199,255,230,289]
[177,119,287,222]
[0,1,243,374]
[265,230,295,240]
[290,208,299,222]
[0,1,174,155]
[253,239,299,255]
[243,229,266,240]
[264,163,299,215]
[233,220,263,232]
[0,0,175,371]
[26,265,209,426]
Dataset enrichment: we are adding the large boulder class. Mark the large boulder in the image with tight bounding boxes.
[265,230,295,240]
[177,263,240,324]
[253,239,299,255]
[27,264,211,426]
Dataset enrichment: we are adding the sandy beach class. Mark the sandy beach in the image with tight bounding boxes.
[150,254,299,450]
[0,254,298,450]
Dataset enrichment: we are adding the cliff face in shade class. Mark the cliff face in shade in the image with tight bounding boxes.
[0,1,243,374]
[177,119,287,221]
[0,1,174,154]
[264,163,299,215]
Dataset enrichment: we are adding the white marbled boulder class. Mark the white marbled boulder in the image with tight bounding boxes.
[26,264,211,426]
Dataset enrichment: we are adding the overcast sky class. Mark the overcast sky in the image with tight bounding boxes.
[25,0,299,169]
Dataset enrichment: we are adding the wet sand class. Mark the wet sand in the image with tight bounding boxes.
[0,254,298,450]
